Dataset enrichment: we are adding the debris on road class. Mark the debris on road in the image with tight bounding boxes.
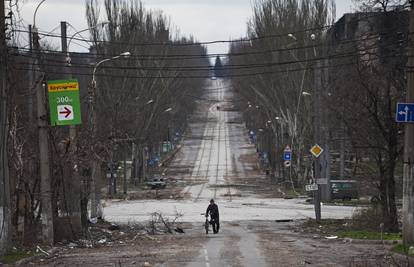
[276,219,294,223]
[36,246,50,256]
[108,223,120,231]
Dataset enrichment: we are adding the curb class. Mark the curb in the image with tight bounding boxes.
[391,252,414,264]
[339,238,402,245]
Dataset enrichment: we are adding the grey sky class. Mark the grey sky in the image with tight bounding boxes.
[19,0,356,54]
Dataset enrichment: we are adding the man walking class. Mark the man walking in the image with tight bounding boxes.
[206,199,220,234]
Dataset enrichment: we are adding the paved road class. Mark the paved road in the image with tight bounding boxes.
[30,79,398,267]
[105,79,355,223]
[103,78,358,267]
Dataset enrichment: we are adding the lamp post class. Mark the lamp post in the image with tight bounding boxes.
[32,0,55,245]
[89,51,131,218]
[274,116,285,179]
[65,21,109,66]
[60,21,110,226]
[288,33,324,222]
[163,107,173,153]
[311,33,323,223]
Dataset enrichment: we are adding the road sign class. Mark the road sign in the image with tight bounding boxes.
[283,145,292,161]
[305,184,318,192]
[396,103,414,123]
[284,161,291,167]
[48,79,82,126]
[283,151,292,161]
[316,178,328,185]
[310,144,324,158]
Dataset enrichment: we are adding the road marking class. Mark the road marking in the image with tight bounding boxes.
[204,247,210,267]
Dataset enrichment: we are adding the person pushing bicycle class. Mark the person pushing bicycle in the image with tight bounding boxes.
[206,199,220,234]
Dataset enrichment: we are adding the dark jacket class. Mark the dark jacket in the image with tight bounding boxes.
[206,203,219,219]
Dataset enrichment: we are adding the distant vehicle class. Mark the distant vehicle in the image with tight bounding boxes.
[211,76,217,80]
[330,180,358,200]
[146,176,166,190]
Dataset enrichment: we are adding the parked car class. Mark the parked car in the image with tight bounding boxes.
[146,176,167,190]
[330,180,358,200]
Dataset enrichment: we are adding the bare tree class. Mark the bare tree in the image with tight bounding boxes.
[84,0,209,217]
[229,0,335,187]
[353,0,408,11]
[327,11,408,231]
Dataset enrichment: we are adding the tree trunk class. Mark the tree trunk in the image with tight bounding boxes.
[379,163,398,232]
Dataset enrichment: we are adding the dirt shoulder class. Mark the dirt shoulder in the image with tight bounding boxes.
[25,220,204,267]
[22,220,413,267]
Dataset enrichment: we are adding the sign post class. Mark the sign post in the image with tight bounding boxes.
[283,145,292,168]
[48,79,82,126]
[310,144,324,223]
[283,146,292,161]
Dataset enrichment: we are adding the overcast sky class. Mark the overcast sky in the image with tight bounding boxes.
[18,0,356,54]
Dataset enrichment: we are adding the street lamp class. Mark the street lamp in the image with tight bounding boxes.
[33,0,46,28]
[89,51,131,217]
[66,21,109,65]
[92,52,131,86]
[287,33,297,41]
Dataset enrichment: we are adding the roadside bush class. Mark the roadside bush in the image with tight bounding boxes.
[350,205,391,232]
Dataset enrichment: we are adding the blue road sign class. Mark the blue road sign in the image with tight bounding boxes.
[396,103,414,123]
[283,151,292,161]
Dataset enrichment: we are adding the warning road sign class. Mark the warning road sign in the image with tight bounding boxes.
[48,79,82,126]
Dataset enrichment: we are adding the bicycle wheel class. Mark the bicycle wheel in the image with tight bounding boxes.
[205,220,209,234]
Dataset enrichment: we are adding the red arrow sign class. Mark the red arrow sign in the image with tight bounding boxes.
[59,107,72,118]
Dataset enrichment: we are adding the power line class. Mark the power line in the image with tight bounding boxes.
[11,51,408,80]
[10,36,406,73]
[10,8,410,56]
[11,50,375,72]
[9,28,408,76]
[11,24,409,62]
[45,9,414,46]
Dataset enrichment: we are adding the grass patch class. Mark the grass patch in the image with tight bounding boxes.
[302,218,348,229]
[338,230,402,240]
[283,188,305,198]
[300,219,402,241]
[0,249,38,264]
[392,244,414,256]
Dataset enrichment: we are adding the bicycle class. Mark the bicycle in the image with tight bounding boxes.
[201,213,209,234]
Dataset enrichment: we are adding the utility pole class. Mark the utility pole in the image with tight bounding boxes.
[88,81,99,219]
[313,57,322,223]
[403,0,414,245]
[61,21,82,231]
[123,148,127,194]
[28,25,34,122]
[33,25,54,245]
[320,58,331,202]
[0,0,11,255]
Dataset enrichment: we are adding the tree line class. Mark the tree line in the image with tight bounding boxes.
[228,0,407,231]
[1,0,210,249]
